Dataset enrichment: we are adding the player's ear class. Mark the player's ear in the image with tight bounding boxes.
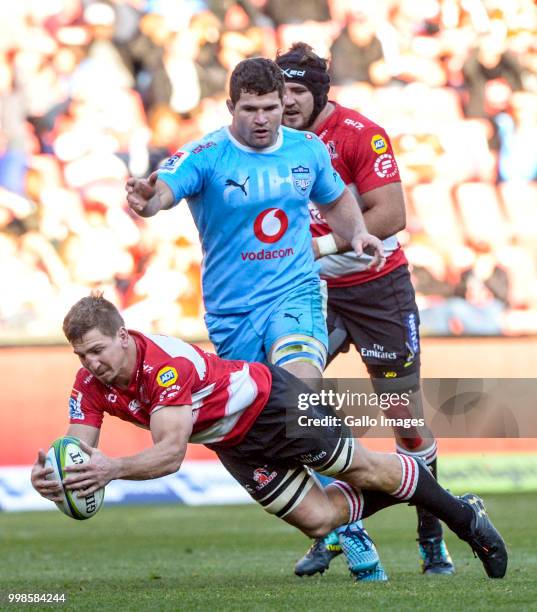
[118,327,129,347]
[226,98,234,115]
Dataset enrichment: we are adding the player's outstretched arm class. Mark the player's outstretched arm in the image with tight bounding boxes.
[30,425,100,501]
[319,188,385,271]
[125,171,175,218]
[62,406,193,496]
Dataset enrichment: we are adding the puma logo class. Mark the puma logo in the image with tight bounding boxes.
[225,176,250,196]
[284,313,303,324]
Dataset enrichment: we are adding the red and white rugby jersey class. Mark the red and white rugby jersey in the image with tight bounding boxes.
[310,102,407,287]
[68,331,272,448]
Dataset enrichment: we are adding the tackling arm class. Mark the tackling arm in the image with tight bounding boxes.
[319,187,385,270]
[321,187,367,237]
[313,183,405,261]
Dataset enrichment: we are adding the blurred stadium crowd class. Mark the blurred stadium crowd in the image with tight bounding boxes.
[0,0,536,342]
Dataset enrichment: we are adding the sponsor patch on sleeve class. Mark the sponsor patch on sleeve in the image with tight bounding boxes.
[374,153,398,179]
[371,134,388,154]
[159,151,190,173]
[192,141,216,154]
[157,366,178,388]
[159,384,182,403]
[69,389,84,420]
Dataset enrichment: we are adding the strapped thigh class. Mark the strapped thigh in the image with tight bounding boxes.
[268,334,327,373]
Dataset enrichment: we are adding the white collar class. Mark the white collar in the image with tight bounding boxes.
[225,126,283,153]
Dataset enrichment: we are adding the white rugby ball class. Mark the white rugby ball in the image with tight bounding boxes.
[45,436,104,520]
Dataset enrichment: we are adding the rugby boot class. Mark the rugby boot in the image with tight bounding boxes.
[418,537,455,575]
[458,493,507,578]
[353,559,389,582]
[294,530,342,576]
[337,521,380,576]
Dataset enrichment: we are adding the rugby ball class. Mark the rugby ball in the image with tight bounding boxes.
[45,436,104,520]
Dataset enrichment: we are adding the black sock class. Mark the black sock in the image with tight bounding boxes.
[359,456,473,539]
[396,455,473,538]
[397,445,444,540]
[360,489,402,516]
[415,458,444,540]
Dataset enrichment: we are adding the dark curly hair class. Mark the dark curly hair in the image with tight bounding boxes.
[229,57,285,105]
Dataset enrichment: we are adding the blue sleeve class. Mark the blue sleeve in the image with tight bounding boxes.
[157,147,208,204]
[309,136,345,206]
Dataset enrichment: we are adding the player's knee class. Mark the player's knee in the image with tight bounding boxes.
[345,449,379,489]
[288,484,340,538]
[301,514,335,539]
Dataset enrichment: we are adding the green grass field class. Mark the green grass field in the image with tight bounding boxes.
[2,494,536,611]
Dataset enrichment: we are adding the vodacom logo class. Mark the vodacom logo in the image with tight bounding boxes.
[253,208,289,244]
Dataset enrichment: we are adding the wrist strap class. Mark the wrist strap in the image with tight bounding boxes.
[316,233,338,257]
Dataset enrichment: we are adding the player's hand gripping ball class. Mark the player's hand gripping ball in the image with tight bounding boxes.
[45,436,104,520]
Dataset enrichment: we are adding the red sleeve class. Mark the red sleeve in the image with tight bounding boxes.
[147,358,199,412]
[343,126,401,195]
[68,369,105,428]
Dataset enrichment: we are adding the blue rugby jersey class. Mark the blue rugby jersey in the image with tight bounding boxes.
[158,126,345,314]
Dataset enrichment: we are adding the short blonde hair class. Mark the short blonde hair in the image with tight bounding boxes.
[63,294,124,343]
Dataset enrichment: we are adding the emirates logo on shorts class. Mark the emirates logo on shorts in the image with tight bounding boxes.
[253,208,289,243]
